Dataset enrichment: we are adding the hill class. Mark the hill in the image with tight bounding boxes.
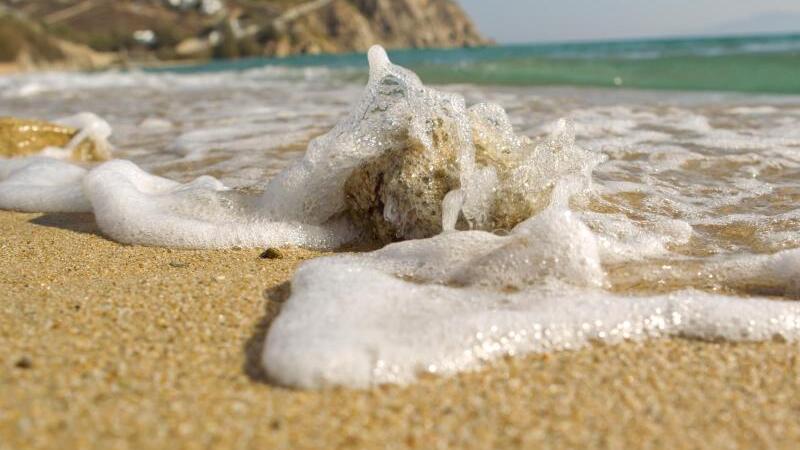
[0,0,488,70]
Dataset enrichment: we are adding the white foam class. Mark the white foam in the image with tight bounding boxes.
[139,117,174,130]
[58,113,113,151]
[257,49,800,388]
[0,157,90,212]
[84,160,354,249]
[264,209,800,388]
[0,112,113,212]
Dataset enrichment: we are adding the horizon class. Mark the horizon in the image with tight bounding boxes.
[456,29,800,48]
[459,0,800,44]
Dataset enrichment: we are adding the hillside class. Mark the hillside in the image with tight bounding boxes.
[0,0,488,70]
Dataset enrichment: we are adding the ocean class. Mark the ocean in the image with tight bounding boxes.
[152,33,800,94]
[2,37,800,388]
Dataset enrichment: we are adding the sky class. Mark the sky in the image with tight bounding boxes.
[459,0,800,43]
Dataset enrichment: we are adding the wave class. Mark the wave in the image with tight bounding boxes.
[3,46,800,388]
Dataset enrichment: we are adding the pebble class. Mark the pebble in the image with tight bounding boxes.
[15,357,33,369]
[260,248,284,260]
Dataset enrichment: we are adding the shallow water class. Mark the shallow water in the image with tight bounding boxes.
[3,48,800,388]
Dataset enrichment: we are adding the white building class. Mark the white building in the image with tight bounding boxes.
[133,29,157,46]
[164,0,199,11]
[163,0,224,15]
[200,0,224,16]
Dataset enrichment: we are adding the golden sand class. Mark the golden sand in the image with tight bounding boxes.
[2,210,800,449]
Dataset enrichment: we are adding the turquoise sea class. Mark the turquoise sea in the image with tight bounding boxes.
[150,33,800,94]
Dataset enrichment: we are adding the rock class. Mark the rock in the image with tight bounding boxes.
[14,356,33,369]
[0,117,111,161]
[344,117,462,242]
[341,98,583,245]
[260,248,285,260]
[264,0,490,56]
[176,37,211,57]
[468,104,545,233]
[336,50,546,245]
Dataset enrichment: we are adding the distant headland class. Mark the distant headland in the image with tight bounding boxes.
[0,0,489,73]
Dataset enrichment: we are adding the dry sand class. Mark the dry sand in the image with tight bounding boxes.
[2,210,800,450]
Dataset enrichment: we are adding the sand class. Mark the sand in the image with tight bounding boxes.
[2,210,800,450]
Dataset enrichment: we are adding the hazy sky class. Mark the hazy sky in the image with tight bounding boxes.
[459,0,800,43]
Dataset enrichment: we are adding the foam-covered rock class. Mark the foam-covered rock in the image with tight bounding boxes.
[264,46,601,244]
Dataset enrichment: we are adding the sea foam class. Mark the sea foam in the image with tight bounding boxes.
[264,179,800,388]
[0,157,90,212]
[3,46,800,389]
[0,113,111,212]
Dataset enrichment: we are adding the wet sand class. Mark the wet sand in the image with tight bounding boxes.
[2,210,800,450]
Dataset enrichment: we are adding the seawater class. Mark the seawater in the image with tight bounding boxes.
[153,33,800,94]
[2,45,800,388]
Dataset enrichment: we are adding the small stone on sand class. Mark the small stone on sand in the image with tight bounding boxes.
[260,248,284,260]
[14,356,32,369]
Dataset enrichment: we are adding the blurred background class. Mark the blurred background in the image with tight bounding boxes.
[1,0,799,93]
[0,0,487,68]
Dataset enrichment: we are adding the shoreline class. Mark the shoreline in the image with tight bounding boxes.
[0,57,202,76]
[3,210,800,449]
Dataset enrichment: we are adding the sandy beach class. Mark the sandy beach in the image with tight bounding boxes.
[4,0,800,448]
[1,210,799,449]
